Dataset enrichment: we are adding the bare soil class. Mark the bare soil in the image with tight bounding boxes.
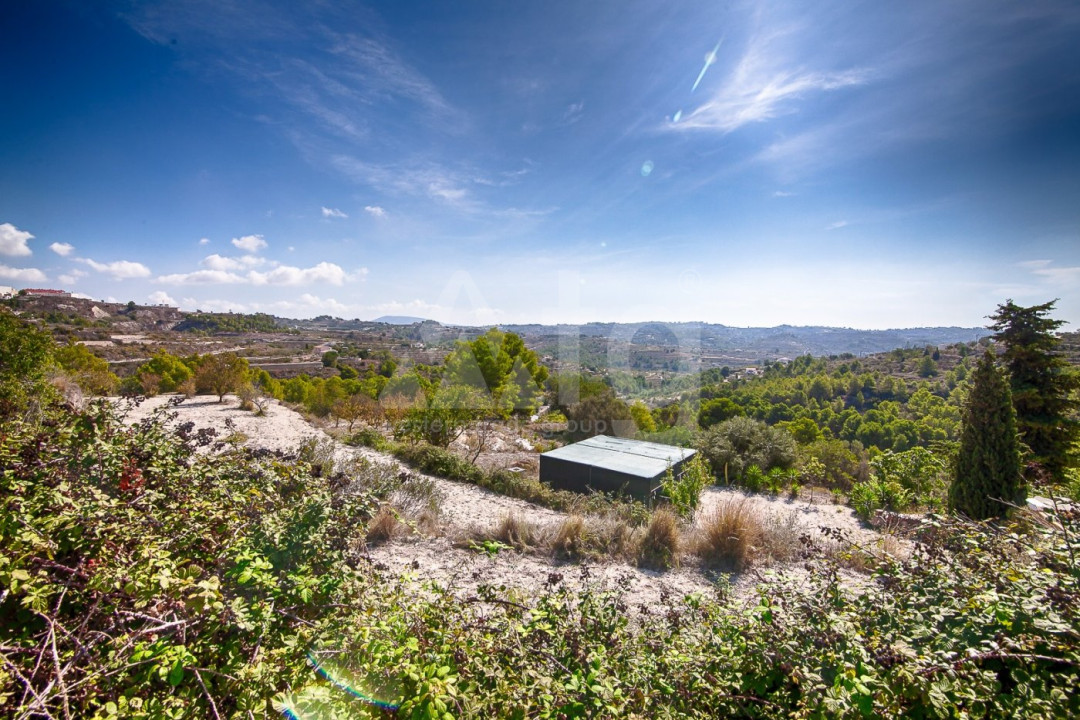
[121,395,897,607]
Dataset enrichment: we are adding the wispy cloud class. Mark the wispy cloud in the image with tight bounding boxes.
[199,237,210,245]
[79,258,152,279]
[0,264,46,282]
[562,101,585,125]
[231,234,267,253]
[1022,259,1080,286]
[675,27,869,134]
[364,205,387,218]
[0,223,34,257]
[321,206,348,219]
[331,156,479,211]
[50,242,75,257]
[825,220,848,230]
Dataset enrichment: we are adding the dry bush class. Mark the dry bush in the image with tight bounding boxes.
[48,373,86,410]
[491,512,538,551]
[638,508,682,570]
[757,510,802,564]
[365,505,401,545]
[178,377,197,398]
[832,532,908,573]
[390,473,444,517]
[414,507,443,536]
[585,513,639,561]
[550,515,591,560]
[693,497,763,572]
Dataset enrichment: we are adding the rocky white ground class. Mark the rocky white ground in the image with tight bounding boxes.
[120,394,893,608]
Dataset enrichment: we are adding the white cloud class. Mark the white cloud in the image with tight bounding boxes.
[231,234,267,253]
[147,290,177,305]
[321,206,348,219]
[79,258,152,279]
[0,264,46,282]
[157,261,363,286]
[199,237,211,245]
[0,223,34,257]
[201,253,265,271]
[364,205,387,218]
[50,242,75,257]
[825,220,849,230]
[157,269,247,285]
[58,269,87,285]
[773,190,796,197]
[248,261,354,286]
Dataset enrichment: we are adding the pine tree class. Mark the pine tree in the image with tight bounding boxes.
[949,350,1024,519]
[989,299,1080,480]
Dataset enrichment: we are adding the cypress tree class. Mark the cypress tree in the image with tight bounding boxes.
[950,350,1025,519]
[989,299,1080,480]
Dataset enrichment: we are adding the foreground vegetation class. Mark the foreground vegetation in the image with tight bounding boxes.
[2,396,1079,718]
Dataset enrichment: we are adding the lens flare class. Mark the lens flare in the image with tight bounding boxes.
[641,160,654,177]
[690,39,723,93]
[307,651,401,711]
[274,651,401,718]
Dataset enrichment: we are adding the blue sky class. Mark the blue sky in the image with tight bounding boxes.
[2,0,1078,329]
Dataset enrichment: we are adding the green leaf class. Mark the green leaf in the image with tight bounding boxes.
[168,659,185,687]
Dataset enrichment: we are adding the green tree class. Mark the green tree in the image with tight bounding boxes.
[0,310,55,417]
[136,350,193,394]
[630,401,657,434]
[949,351,1025,519]
[990,299,1080,480]
[195,352,250,402]
[698,416,797,486]
[565,389,635,441]
[55,339,119,396]
[443,329,549,415]
[697,397,744,428]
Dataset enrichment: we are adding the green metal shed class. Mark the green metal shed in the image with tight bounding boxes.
[539,435,696,502]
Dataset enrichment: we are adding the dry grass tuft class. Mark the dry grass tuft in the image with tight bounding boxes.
[586,513,640,561]
[637,507,682,570]
[491,512,538,551]
[550,515,591,559]
[365,505,401,545]
[693,497,763,572]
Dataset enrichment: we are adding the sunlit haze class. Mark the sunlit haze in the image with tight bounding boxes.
[2,1,1078,329]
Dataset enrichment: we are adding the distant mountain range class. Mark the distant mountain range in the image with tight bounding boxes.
[499,322,991,359]
[373,315,429,325]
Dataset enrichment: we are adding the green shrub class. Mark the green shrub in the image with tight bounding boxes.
[850,477,912,521]
[661,454,711,517]
[347,427,392,451]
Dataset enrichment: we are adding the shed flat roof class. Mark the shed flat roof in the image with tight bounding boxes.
[541,435,696,479]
